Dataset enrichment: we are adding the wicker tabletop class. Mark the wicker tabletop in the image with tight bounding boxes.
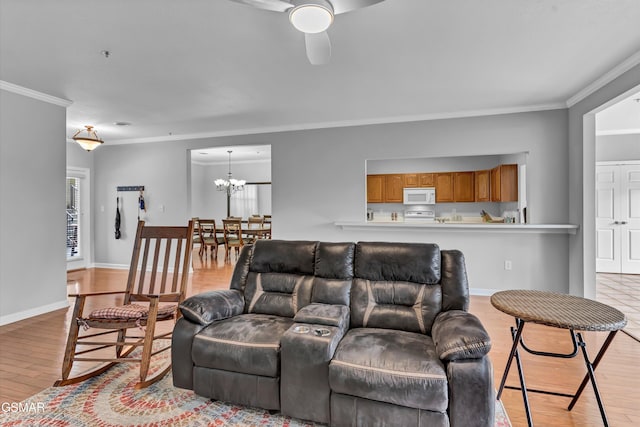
[491,290,627,332]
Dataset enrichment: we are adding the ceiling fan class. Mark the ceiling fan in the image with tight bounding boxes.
[228,0,386,65]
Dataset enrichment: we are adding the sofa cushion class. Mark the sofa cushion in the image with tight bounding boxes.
[244,272,314,317]
[329,328,448,412]
[250,240,317,275]
[315,242,355,280]
[354,242,441,284]
[192,313,293,378]
[350,279,442,333]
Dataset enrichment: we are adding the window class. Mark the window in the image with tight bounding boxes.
[231,184,259,218]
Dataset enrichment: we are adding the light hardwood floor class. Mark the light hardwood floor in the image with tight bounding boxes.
[1,253,639,426]
[597,273,640,341]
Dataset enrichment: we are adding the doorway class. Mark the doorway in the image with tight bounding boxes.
[593,87,640,341]
[66,167,91,271]
[189,145,272,220]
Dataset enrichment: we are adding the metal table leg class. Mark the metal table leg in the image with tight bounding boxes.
[567,331,617,427]
[496,319,534,427]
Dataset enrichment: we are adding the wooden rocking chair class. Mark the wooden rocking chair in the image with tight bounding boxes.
[54,220,194,389]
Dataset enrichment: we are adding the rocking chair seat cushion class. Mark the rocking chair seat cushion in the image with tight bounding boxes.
[89,303,176,320]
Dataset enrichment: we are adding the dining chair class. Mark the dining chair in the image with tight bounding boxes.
[55,220,194,389]
[222,218,244,259]
[198,218,225,258]
[262,214,272,239]
[191,217,202,254]
[246,216,265,242]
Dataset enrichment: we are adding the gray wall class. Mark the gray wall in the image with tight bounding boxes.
[94,109,571,292]
[0,89,68,323]
[93,141,190,267]
[67,139,95,169]
[596,134,640,162]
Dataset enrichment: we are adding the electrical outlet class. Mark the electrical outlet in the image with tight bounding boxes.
[504,260,512,270]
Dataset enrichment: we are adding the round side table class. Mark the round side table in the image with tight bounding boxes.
[491,289,627,427]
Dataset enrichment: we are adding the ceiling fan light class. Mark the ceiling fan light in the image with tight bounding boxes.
[72,125,104,151]
[290,4,334,34]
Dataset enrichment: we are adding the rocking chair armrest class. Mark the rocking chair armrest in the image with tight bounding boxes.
[128,292,182,303]
[68,290,127,298]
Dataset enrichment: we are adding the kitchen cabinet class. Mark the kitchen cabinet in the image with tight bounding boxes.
[419,173,435,187]
[475,170,491,202]
[385,174,405,203]
[367,175,385,203]
[404,173,419,187]
[435,173,454,203]
[491,164,518,202]
[367,165,517,204]
[454,172,475,202]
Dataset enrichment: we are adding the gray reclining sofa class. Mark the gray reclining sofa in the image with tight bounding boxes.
[172,240,494,426]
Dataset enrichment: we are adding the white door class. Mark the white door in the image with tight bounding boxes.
[620,165,640,274]
[596,163,640,274]
[596,165,620,272]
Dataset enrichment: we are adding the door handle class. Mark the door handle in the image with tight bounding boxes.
[613,221,620,225]
[621,221,628,225]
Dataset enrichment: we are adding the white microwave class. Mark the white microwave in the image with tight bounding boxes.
[403,187,436,205]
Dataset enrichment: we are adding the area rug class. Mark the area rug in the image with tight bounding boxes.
[1,357,511,427]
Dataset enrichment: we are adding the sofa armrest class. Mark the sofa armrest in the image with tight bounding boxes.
[448,357,495,427]
[432,310,491,361]
[294,303,350,331]
[179,289,244,326]
[172,317,206,389]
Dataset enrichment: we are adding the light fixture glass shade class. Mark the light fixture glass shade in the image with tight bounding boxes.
[290,3,334,33]
[72,125,104,151]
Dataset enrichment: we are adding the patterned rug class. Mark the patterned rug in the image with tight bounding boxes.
[1,357,511,427]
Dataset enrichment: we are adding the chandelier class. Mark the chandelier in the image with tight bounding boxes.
[215,150,245,216]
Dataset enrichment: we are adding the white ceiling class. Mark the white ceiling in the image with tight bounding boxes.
[1,0,640,144]
[191,144,271,164]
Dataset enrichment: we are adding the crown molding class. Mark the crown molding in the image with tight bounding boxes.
[596,128,640,136]
[106,102,566,145]
[566,50,640,108]
[0,80,73,108]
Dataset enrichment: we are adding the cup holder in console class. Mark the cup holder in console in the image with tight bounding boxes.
[313,328,331,337]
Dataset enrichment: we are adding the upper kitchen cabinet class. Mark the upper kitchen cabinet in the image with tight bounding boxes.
[385,174,405,203]
[403,173,419,187]
[491,164,518,202]
[367,174,385,203]
[405,173,434,188]
[454,172,475,202]
[475,169,491,202]
[435,173,454,203]
[419,173,435,187]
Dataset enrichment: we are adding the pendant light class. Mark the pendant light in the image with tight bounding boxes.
[72,125,104,151]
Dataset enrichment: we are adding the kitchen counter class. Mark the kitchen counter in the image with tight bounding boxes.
[334,221,579,234]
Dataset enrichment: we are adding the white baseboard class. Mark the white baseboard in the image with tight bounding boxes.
[0,299,69,326]
[469,288,500,296]
[92,263,129,270]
